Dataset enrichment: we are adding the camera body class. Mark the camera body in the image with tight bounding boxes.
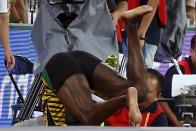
[174,86,196,127]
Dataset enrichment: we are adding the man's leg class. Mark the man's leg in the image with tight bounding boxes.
[57,74,130,125]
[92,5,152,102]
[15,0,28,23]
[91,5,152,123]
[9,1,21,23]
[123,6,151,103]
[44,52,129,125]
[85,5,152,123]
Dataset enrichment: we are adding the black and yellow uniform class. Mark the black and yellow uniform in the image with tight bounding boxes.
[41,84,67,126]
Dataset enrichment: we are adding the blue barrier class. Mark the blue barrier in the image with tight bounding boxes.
[0,24,35,127]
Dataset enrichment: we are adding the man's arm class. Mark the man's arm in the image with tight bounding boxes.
[160,66,184,126]
[111,0,128,26]
[138,0,159,47]
[159,100,182,126]
[0,13,15,70]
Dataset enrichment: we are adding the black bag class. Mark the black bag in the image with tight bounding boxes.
[154,0,187,63]
[5,55,33,75]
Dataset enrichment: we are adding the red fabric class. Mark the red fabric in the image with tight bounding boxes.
[116,22,123,43]
[106,107,130,126]
[128,0,167,27]
[107,104,163,126]
[158,0,167,27]
[128,0,140,9]
[178,60,191,74]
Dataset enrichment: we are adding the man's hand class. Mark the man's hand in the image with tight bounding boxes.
[4,48,15,70]
[174,120,183,127]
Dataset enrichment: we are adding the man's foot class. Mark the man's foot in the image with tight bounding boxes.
[120,5,153,26]
[127,87,142,124]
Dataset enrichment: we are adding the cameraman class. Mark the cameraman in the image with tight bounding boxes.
[160,35,196,126]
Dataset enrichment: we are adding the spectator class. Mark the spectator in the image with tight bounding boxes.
[127,0,167,68]
[106,69,168,127]
[160,35,196,126]
[0,0,15,70]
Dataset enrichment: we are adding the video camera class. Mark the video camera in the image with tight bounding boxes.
[172,75,196,127]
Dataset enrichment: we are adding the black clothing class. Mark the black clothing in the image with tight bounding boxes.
[141,101,168,127]
[44,51,102,92]
[140,0,162,45]
[162,56,196,126]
